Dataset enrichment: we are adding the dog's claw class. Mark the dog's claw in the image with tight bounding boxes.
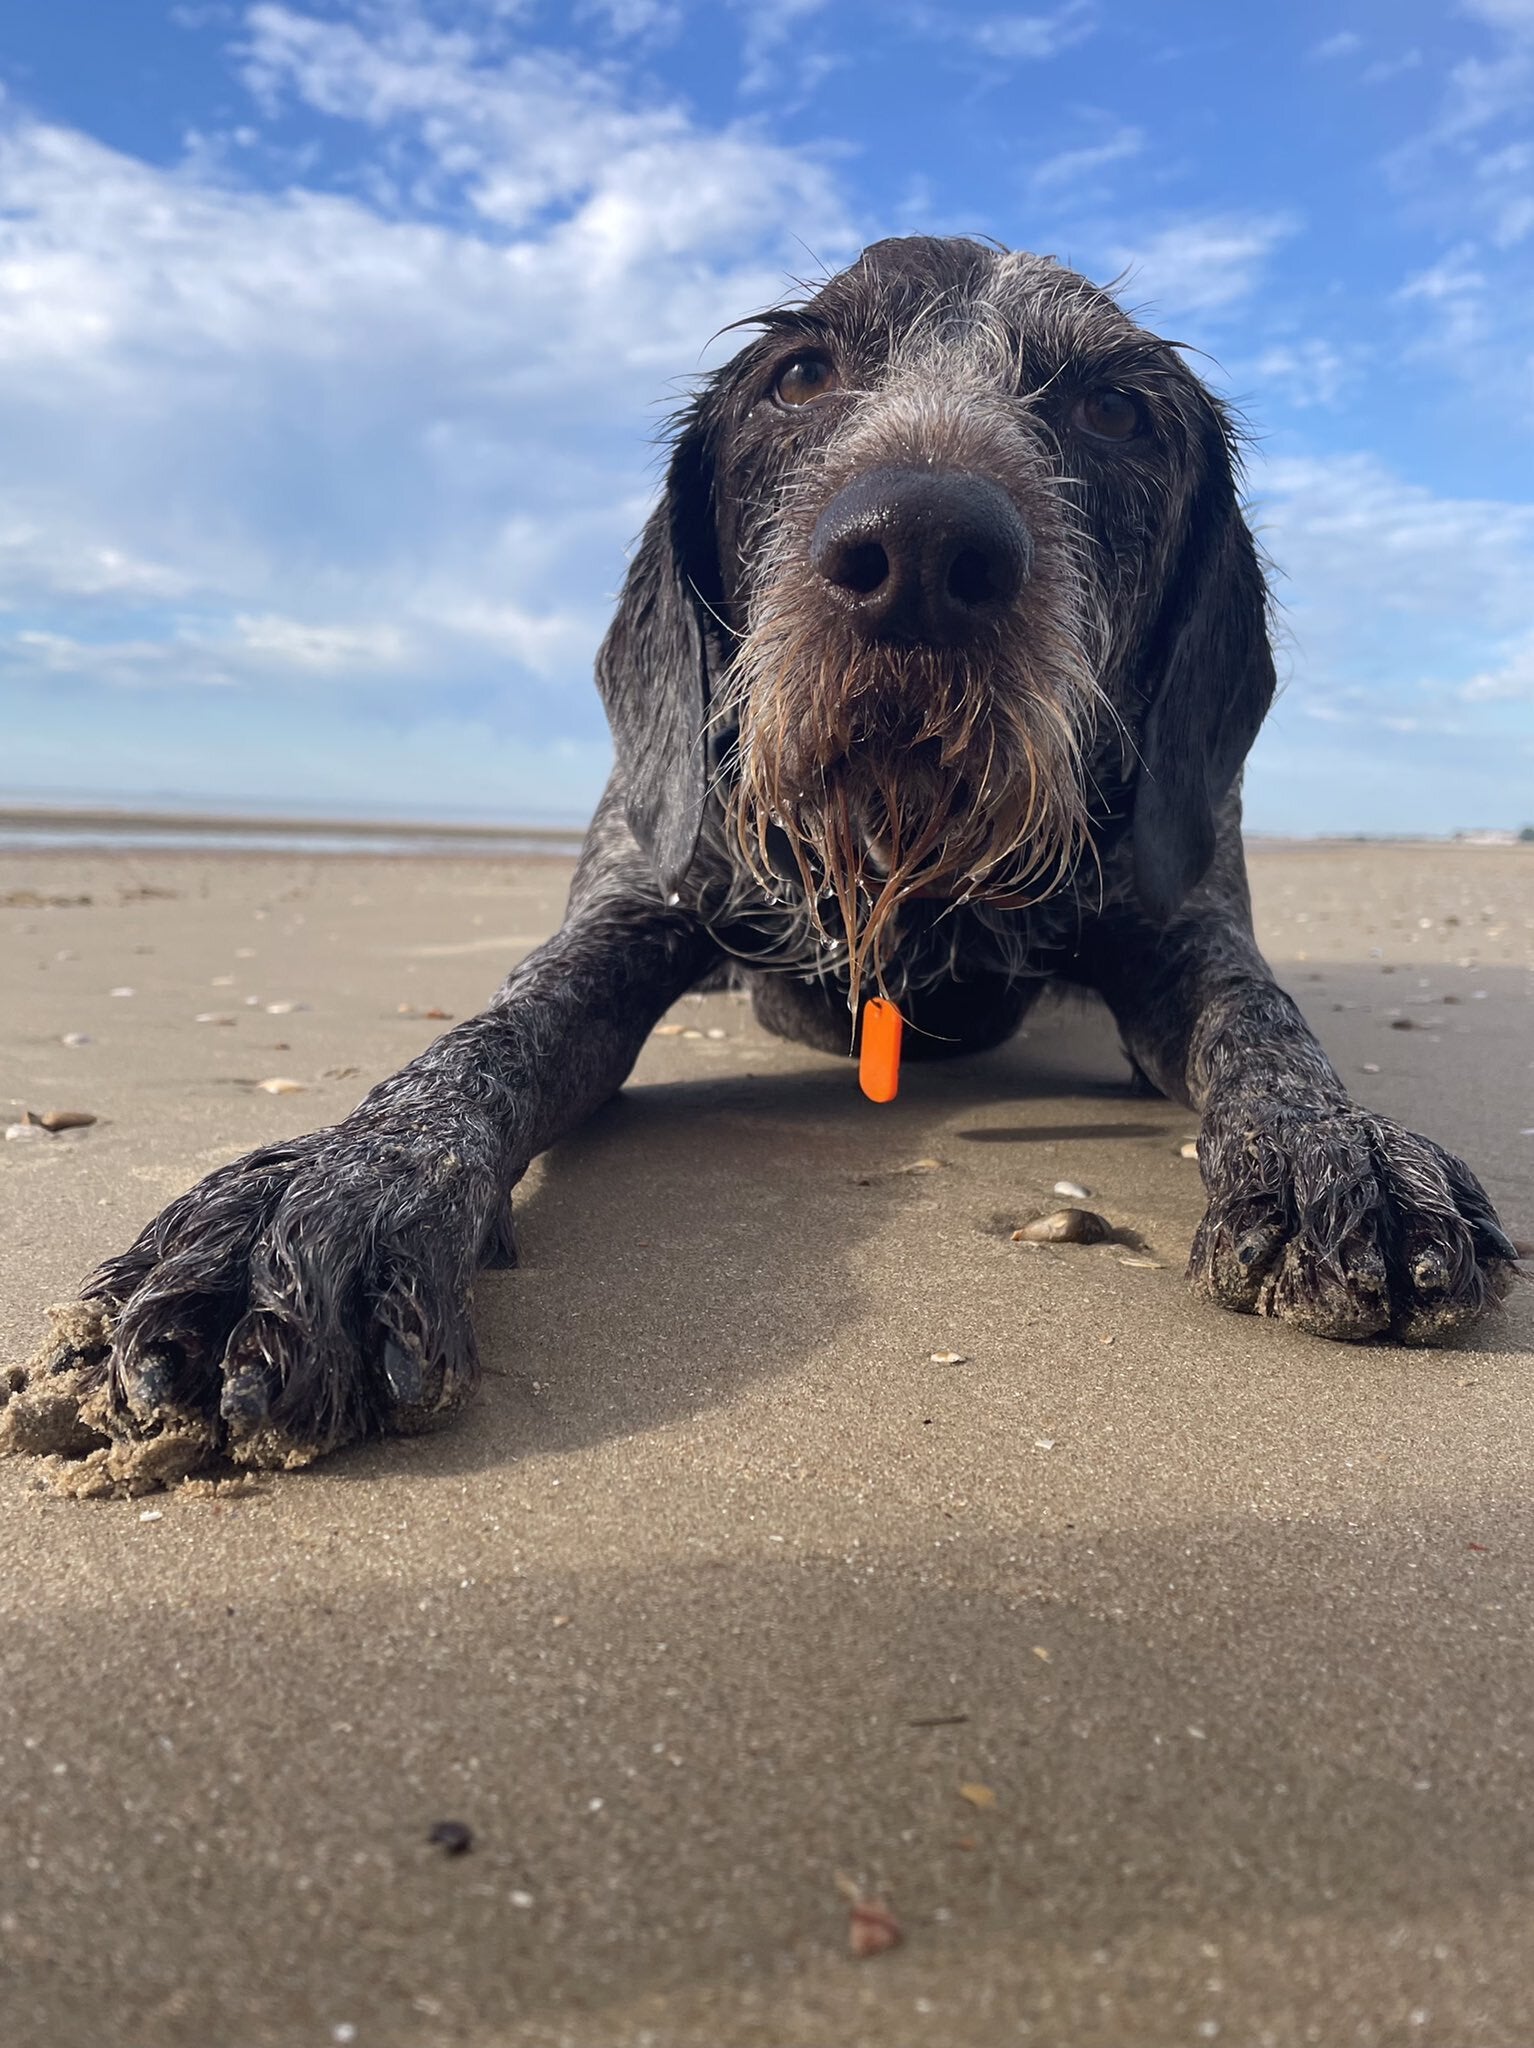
[219,1348,277,1435]
[381,1337,426,1409]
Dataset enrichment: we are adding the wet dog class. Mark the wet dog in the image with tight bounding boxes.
[3,236,1515,1491]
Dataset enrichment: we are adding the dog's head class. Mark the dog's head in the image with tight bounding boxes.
[597,235,1275,986]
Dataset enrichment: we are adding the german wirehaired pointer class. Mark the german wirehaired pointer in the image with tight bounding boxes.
[4,236,1516,1491]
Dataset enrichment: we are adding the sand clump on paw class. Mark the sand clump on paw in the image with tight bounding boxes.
[0,1299,220,1497]
[36,1431,218,1501]
[0,1301,117,1460]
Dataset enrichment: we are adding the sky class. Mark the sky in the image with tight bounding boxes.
[1,0,1531,833]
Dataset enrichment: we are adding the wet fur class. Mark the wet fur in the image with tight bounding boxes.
[1,236,1517,1490]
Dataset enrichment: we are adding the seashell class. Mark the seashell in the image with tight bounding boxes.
[1011,1207,1113,1245]
[37,1109,96,1132]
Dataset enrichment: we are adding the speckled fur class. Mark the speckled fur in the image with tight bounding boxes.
[1,237,1515,1486]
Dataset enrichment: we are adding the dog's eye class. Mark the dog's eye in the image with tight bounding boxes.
[773,353,840,406]
[1073,388,1144,442]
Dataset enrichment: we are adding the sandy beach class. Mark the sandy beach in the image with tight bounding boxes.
[2,837,1531,2048]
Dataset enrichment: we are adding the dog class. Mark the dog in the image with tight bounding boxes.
[3,235,1516,1491]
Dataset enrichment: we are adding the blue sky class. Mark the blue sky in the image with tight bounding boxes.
[1,0,1531,831]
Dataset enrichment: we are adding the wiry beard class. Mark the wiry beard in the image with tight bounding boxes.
[720,564,1102,1016]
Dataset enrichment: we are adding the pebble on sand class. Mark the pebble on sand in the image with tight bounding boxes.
[60,1032,91,1047]
[1053,1179,1090,1199]
[427,1820,473,1856]
[834,1874,903,1959]
[847,1896,903,1959]
[1012,1207,1113,1245]
[929,1350,969,1365]
[1179,1140,1200,1160]
[256,1077,307,1095]
[37,1109,97,1132]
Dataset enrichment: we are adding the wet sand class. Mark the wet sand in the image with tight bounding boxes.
[2,840,1531,2048]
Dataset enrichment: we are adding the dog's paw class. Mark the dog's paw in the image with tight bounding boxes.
[0,1124,498,1494]
[1188,1102,1518,1344]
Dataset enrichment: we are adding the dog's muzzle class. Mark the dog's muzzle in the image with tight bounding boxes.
[808,466,1032,648]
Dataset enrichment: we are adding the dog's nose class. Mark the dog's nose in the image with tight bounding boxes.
[808,466,1032,645]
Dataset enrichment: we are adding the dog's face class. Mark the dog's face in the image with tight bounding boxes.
[597,236,1275,987]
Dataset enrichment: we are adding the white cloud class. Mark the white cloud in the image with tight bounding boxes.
[1028,125,1144,195]
[1461,0,1534,35]
[0,503,199,606]
[904,1,1098,63]
[0,2,860,819]
[1376,1,1534,401]
[965,3,1098,60]
[233,614,409,671]
[1394,244,1490,350]
[1251,452,1534,753]
[1310,31,1364,60]
[578,0,683,39]
[1362,47,1423,84]
[1251,339,1357,409]
[728,0,838,97]
[1475,139,1534,242]
[1107,212,1299,317]
[1246,449,1534,832]
[240,3,848,255]
[1460,629,1534,701]
[1257,453,1534,627]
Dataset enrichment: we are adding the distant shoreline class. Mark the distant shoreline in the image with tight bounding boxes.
[0,804,586,841]
[0,805,588,859]
[1,804,1528,859]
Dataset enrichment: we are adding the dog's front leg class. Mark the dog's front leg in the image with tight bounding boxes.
[3,804,720,1481]
[1073,841,1517,1343]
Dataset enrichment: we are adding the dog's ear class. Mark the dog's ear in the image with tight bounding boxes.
[1132,411,1276,923]
[594,413,720,895]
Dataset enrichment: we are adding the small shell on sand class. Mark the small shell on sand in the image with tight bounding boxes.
[256,1076,306,1095]
[1012,1207,1113,1245]
[6,1121,50,1143]
[37,1109,97,1132]
[1053,1179,1090,1199]
[60,1032,92,1047]
[847,1896,903,1958]
[1179,1140,1200,1160]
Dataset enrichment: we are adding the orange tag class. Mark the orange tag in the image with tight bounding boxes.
[858,997,903,1103]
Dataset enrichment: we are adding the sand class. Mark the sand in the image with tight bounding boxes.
[1,839,1531,2048]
